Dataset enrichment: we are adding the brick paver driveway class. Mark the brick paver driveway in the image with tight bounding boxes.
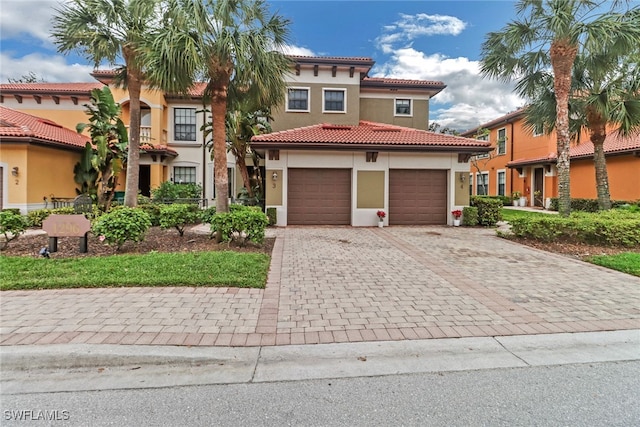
[2,227,638,346]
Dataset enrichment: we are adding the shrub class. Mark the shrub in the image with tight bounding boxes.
[138,203,162,226]
[509,210,640,247]
[462,206,478,226]
[266,207,277,226]
[470,196,503,226]
[210,209,269,245]
[0,211,28,250]
[26,206,97,228]
[549,198,639,212]
[1,208,21,215]
[91,207,151,250]
[159,204,202,236]
[151,181,202,201]
[200,206,217,224]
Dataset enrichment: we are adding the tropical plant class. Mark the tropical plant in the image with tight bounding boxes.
[74,142,100,198]
[480,0,640,217]
[92,207,152,250]
[525,50,640,211]
[52,0,163,207]
[76,86,129,211]
[143,0,292,214]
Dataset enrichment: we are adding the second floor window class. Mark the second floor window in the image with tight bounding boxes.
[287,88,309,111]
[476,133,490,159]
[395,99,411,116]
[323,89,345,112]
[174,108,196,141]
[497,128,506,155]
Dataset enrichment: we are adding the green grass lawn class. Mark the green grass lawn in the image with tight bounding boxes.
[587,252,640,277]
[500,208,552,222]
[0,251,270,290]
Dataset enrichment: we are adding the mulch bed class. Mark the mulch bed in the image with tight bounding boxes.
[508,237,636,260]
[2,227,274,259]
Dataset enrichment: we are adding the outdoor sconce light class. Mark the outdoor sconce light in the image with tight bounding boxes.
[459,174,465,183]
[272,171,278,181]
[11,167,19,177]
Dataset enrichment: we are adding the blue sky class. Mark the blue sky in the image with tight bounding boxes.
[0,0,525,131]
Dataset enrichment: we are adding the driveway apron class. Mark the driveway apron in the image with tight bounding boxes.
[1,227,638,347]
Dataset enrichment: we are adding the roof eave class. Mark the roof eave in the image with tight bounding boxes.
[251,142,492,153]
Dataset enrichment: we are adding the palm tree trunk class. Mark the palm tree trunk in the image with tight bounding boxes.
[124,50,142,208]
[212,83,230,213]
[586,109,611,210]
[550,40,577,217]
[237,154,253,198]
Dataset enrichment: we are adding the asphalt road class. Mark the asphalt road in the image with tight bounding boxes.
[3,361,639,427]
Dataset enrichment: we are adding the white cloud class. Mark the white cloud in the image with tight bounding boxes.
[373,47,524,132]
[0,52,95,83]
[0,0,62,47]
[280,44,316,57]
[376,13,466,54]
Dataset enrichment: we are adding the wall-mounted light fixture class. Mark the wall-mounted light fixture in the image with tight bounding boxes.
[11,166,19,177]
[459,174,465,183]
[272,171,278,181]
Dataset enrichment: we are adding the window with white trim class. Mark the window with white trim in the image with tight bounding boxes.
[323,89,346,112]
[286,88,309,112]
[173,166,196,184]
[476,172,489,195]
[174,108,196,141]
[497,170,506,196]
[476,133,490,159]
[395,99,412,116]
[497,128,506,155]
[533,124,544,137]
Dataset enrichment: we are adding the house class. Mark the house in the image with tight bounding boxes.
[460,109,640,207]
[1,55,492,222]
[0,106,90,212]
[253,56,491,226]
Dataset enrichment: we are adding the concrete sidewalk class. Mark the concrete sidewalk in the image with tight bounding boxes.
[1,226,639,348]
[2,330,638,394]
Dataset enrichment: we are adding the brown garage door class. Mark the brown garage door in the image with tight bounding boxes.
[288,168,351,225]
[389,169,447,225]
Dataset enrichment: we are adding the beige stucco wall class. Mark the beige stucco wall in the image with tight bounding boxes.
[359,98,429,130]
[454,171,470,206]
[356,170,385,208]
[265,169,283,206]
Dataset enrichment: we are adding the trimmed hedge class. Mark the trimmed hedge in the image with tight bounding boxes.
[210,206,269,245]
[266,207,277,226]
[158,203,202,236]
[508,210,640,247]
[548,197,640,212]
[470,196,503,226]
[462,206,478,226]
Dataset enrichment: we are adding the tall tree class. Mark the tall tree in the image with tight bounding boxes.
[144,0,291,213]
[52,0,161,207]
[480,0,640,216]
[525,51,640,210]
[76,87,129,211]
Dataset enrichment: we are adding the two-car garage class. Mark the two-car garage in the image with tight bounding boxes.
[286,168,447,226]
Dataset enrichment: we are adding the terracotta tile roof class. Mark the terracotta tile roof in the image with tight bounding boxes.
[288,55,375,64]
[0,82,102,95]
[362,77,446,89]
[140,143,178,157]
[0,106,89,148]
[507,133,640,166]
[252,120,491,152]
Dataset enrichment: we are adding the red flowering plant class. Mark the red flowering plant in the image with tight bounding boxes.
[451,209,463,219]
[376,210,386,220]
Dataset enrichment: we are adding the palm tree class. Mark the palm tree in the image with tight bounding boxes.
[525,52,640,210]
[480,0,640,216]
[144,0,291,213]
[52,0,161,208]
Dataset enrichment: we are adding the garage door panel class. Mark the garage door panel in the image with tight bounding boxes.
[288,168,351,225]
[389,169,447,225]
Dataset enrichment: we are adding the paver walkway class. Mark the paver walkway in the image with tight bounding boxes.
[1,227,639,347]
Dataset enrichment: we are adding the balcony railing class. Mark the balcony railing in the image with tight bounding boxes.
[126,126,167,145]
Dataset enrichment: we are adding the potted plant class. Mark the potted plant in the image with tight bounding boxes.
[451,209,462,226]
[376,210,386,227]
[511,191,521,206]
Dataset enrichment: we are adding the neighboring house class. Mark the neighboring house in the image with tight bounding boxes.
[1,55,493,223]
[254,56,491,226]
[0,106,89,213]
[461,109,640,207]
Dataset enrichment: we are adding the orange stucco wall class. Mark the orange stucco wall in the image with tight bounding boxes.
[571,155,640,201]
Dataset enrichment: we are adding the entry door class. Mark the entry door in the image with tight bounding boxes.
[534,168,544,207]
[139,165,151,197]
